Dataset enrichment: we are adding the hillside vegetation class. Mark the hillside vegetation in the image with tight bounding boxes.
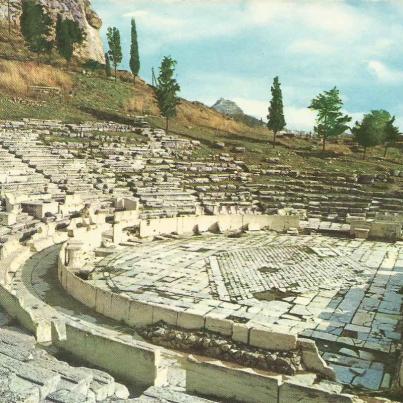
[0,59,72,96]
[0,58,267,135]
[0,58,401,180]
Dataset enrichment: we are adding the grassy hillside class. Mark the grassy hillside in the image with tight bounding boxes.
[0,58,269,133]
[0,58,401,179]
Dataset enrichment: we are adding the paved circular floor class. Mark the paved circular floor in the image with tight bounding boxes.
[89,232,403,392]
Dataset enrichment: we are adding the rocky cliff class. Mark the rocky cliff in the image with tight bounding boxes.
[0,0,104,62]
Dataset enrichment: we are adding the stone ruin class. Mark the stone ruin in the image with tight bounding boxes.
[0,118,401,402]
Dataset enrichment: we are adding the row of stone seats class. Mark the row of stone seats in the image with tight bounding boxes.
[1,130,106,203]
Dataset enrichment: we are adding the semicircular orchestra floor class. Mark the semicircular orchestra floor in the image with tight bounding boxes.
[90,231,403,393]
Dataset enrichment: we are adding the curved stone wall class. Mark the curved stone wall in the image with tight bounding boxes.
[0,223,160,388]
[57,213,335,380]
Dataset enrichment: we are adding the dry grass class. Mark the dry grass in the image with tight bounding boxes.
[123,78,267,136]
[0,60,73,97]
[325,143,352,155]
[177,101,246,133]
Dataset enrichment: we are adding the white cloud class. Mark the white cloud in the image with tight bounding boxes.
[120,3,244,44]
[284,106,316,131]
[233,98,267,120]
[395,117,403,131]
[245,0,370,36]
[123,10,186,30]
[102,0,373,46]
[368,60,403,83]
[348,111,364,125]
[287,39,333,55]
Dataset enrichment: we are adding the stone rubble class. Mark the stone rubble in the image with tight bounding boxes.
[140,321,303,376]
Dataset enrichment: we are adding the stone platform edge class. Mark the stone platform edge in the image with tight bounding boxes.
[0,223,160,388]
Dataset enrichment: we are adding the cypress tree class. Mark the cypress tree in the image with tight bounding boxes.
[267,76,286,148]
[106,27,122,80]
[55,15,84,64]
[20,0,53,57]
[105,52,112,78]
[155,56,181,134]
[129,18,140,84]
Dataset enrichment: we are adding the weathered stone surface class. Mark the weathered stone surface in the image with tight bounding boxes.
[0,308,127,402]
[232,323,250,344]
[177,311,205,330]
[279,381,361,403]
[0,0,104,62]
[186,355,281,403]
[249,327,297,351]
[127,300,153,327]
[143,386,214,402]
[205,314,233,336]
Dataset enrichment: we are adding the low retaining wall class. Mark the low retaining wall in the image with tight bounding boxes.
[139,214,299,238]
[186,356,360,403]
[349,219,402,241]
[186,355,281,403]
[0,228,160,389]
[56,323,158,387]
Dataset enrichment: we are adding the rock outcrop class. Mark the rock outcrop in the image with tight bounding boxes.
[212,98,244,116]
[0,0,104,62]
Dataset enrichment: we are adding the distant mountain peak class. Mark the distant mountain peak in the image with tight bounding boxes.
[212,98,243,116]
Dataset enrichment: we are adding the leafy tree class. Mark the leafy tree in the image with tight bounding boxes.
[105,52,112,77]
[384,116,400,158]
[20,0,53,57]
[55,15,84,64]
[267,76,286,148]
[106,27,122,80]
[129,18,140,84]
[155,56,181,134]
[309,87,351,152]
[352,110,390,159]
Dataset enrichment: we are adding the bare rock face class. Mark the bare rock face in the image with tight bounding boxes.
[212,98,244,116]
[0,0,104,63]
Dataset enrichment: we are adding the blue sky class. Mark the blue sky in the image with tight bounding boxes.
[93,0,403,130]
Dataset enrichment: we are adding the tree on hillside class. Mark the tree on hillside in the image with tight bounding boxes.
[55,15,84,64]
[106,27,122,80]
[129,18,140,84]
[20,0,53,58]
[309,87,351,152]
[352,110,390,159]
[267,76,286,148]
[384,116,400,158]
[155,56,181,134]
[105,52,112,77]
